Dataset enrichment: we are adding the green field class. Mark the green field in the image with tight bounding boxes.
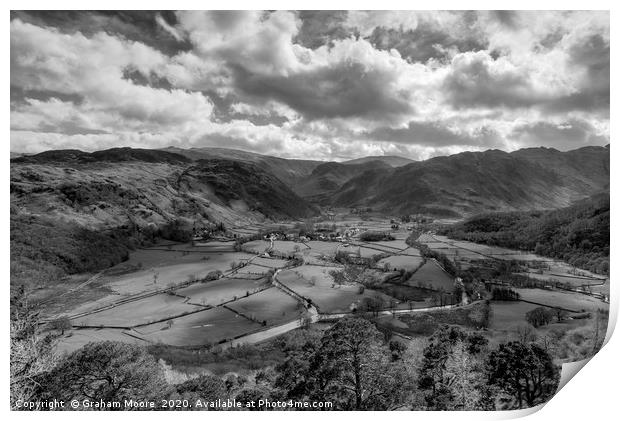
[72,293,194,327]
[102,251,257,295]
[277,266,396,313]
[515,288,609,313]
[135,307,262,346]
[226,288,303,325]
[55,328,146,355]
[406,260,455,291]
[176,277,269,306]
[489,301,541,331]
[379,255,424,271]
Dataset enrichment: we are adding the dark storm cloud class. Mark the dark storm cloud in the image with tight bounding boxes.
[442,53,539,109]
[365,121,501,148]
[233,63,414,121]
[10,85,84,106]
[9,10,192,56]
[490,10,520,28]
[367,20,487,63]
[511,119,609,149]
[295,11,355,49]
[122,69,174,90]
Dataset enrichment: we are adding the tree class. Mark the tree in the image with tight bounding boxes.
[11,302,58,409]
[37,341,171,407]
[361,296,385,317]
[389,340,407,362]
[306,318,411,410]
[486,341,560,409]
[417,326,490,410]
[176,374,227,405]
[235,387,270,410]
[525,307,554,328]
[49,316,72,335]
[553,307,568,322]
[274,331,321,400]
[512,322,538,344]
[443,342,495,410]
[329,264,364,286]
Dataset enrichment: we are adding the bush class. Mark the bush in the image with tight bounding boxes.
[525,307,554,328]
[36,341,171,406]
[359,231,395,241]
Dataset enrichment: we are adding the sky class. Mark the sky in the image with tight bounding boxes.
[10,10,610,161]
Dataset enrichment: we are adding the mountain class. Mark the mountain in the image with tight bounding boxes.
[295,160,392,200]
[13,147,192,165]
[341,155,415,167]
[10,148,317,231]
[441,192,609,275]
[10,145,610,222]
[180,159,318,220]
[329,146,609,217]
[161,146,322,189]
[10,148,320,290]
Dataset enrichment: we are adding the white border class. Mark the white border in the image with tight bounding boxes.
[2,2,617,420]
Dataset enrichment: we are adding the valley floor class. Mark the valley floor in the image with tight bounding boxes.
[40,216,609,360]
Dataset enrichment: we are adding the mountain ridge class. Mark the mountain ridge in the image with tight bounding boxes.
[11,144,610,218]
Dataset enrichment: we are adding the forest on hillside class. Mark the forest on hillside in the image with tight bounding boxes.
[441,194,609,275]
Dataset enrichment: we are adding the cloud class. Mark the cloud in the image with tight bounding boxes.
[295,11,353,49]
[10,19,214,143]
[364,120,503,148]
[177,10,305,77]
[155,13,184,42]
[9,11,610,160]
[233,57,414,122]
[11,10,192,55]
[442,51,552,109]
[510,119,609,149]
[367,22,486,64]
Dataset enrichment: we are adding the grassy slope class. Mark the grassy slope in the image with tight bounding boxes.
[10,149,317,293]
[331,146,609,216]
[441,193,609,275]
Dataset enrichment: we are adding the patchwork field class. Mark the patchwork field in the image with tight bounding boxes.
[277,266,396,313]
[71,293,195,327]
[101,250,257,295]
[357,246,389,258]
[226,288,303,325]
[418,234,546,261]
[521,272,607,287]
[515,288,609,313]
[134,306,262,346]
[49,216,608,359]
[379,255,424,271]
[55,328,146,355]
[489,301,541,331]
[406,260,455,291]
[176,277,269,307]
[251,256,290,268]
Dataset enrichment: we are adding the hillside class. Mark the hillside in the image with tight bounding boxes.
[341,155,415,167]
[180,159,318,220]
[13,147,192,165]
[330,146,609,216]
[295,160,391,200]
[161,146,322,190]
[10,150,318,289]
[440,193,610,275]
